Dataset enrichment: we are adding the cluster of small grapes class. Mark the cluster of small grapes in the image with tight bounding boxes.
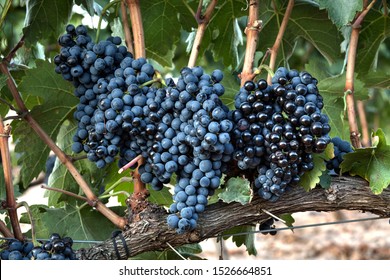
[0,234,77,260]
[259,218,277,235]
[326,137,353,174]
[54,24,156,168]
[149,67,234,233]
[232,67,331,201]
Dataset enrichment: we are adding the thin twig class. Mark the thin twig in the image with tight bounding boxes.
[3,35,25,64]
[41,185,88,202]
[267,0,294,84]
[126,0,145,58]
[240,0,262,86]
[345,0,375,148]
[0,62,127,229]
[120,1,134,54]
[0,219,14,238]
[0,117,23,241]
[357,100,370,147]
[0,97,18,112]
[70,154,88,162]
[187,0,218,67]
[166,242,187,260]
[15,201,37,244]
[118,154,143,174]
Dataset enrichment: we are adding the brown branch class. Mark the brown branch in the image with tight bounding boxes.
[345,0,375,148]
[267,0,294,84]
[126,0,145,58]
[3,35,25,64]
[0,219,14,238]
[240,0,262,86]
[357,100,370,147]
[120,1,134,54]
[0,117,23,240]
[187,0,218,68]
[0,63,127,229]
[78,176,390,259]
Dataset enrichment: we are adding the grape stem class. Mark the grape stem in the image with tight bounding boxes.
[120,0,134,55]
[267,0,294,84]
[118,154,143,174]
[41,185,89,202]
[240,0,262,86]
[357,100,370,147]
[0,117,24,241]
[345,0,375,148]
[0,219,14,238]
[15,201,37,245]
[187,0,218,68]
[0,53,127,229]
[126,0,145,58]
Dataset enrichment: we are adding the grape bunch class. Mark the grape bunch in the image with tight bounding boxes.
[232,67,331,201]
[259,218,277,236]
[54,24,156,169]
[0,234,77,260]
[326,137,353,174]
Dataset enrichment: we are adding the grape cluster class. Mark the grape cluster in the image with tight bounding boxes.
[159,67,234,233]
[232,67,331,201]
[326,137,353,174]
[0,234,77,260]
[259,218,277,235]
[55,24,156,168]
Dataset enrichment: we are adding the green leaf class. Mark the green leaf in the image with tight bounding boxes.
[223,225,257,256]
[20,204,125,249]
[141,0,194,67]
[318,73,366,139]
[356,10,390,75]
[208,0,247,68]
[300,143,334,191]
[218,177,252,205]
[259,1,343,67]
[75,0,95,16]
[23,0,73,45]
[280,213,295,228]
[359,71,390,89]
[47,120,107,206]
[341,129,390,194]
[18,60,75,102]
[13,61,77,187]
[0,73,9,117]
[313,0,363,28]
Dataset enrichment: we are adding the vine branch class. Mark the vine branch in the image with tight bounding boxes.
[120,0,134,54]
[345,0,375,148]
[78,176,390,259]
[0,116,23,240]
[0,219,14,238]
[187,0,218,68]
[267,0,294,84]
[126,0,145,58]
[240,0,261,86]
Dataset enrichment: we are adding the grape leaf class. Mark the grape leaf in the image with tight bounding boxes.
[13,60,77,187]
[218,177,252,205]
[47,120,107,206]
[340,129,390,194]
[356,9,390,75]
[300,143,334,191]
[359,71,390,89]
[75,0,95,16]
[23,0,73,45]
[223,225,257,256]
[313,0,363,28]
[20,204,125,249]
[259,1,343,67]
[141,0,194,67]
[280,213,295,228]
[0,73,9,117]
[318,73,366,139]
